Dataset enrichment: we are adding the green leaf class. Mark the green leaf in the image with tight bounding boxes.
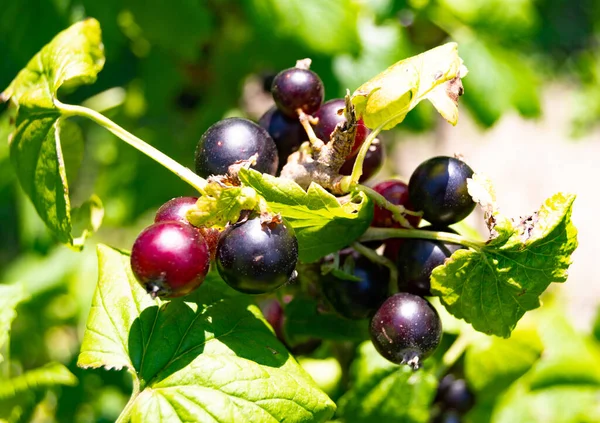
[187,182,260,229]
[78,245,335,423]
[337,342,437,423]
[465,327,543,399]
[245,0,360,55]
[432,192,578,337]
[351,42,467,130]
[492,384,600,423]
[284,296,369,343]
[1,19,105,249]
[0,362,77,400]
[238,169,374,263]
[0,284,27,364]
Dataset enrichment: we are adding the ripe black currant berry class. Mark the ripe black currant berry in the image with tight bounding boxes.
[154,197,198,224]
[372,180,421,229]
[313,98,369,156]
[339,137,384,182]
[271,67,324,117]
[395,226,464,296]
[131,221,210,298]
[216,217,299,294]
[408,156,475,225]
[259,106,306,172]
[370,292,442,369]
[432,411,461,423]
[194,117,278,178]
[436,375,475,414]
[321,250,390,320]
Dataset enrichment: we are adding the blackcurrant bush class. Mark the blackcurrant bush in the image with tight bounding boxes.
[154,197,198,224]
[271,67,324,117]
[394,226,464,296]
[339,137,384,182]
[313,98,368,156]
[372,180,421,229]
[216,217,298,294]
[259,106,306,172]
[131,221,210,298]
[194,117,278,178]
[370,293,442,369]
[321,250,390,320]
[436,375,475,414]
[408,156,475,225]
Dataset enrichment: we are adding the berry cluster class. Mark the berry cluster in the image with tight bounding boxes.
[130,62,476,372]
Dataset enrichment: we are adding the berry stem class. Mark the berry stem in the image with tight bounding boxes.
[338,122,385,192]
[351,241,398,296]
[115,370,140,423]
[436,331,472,379]
[360,227,483,251]
[57,102,208,192]
[356,184,422,228]
[297,109,325,150]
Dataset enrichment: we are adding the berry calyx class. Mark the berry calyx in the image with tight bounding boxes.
[370,292,442,369]
[216,217,299,294]
[408,156,475,225]
[130,221,210,298]
[313,98,368,156]
[194,117,278,178]
[271,67,324,118]
[154,197,198,224]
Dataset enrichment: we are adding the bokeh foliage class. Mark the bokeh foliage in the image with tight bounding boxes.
[1,0,599,421]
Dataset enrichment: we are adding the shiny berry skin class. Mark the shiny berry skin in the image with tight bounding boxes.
[432,411,461,423]
[339,138,384,182]
[436,375,475,414]
[372,180,421,229]
[154,197,198,224]
[216,217,299,294]
[395,226,464,296]
[271,68,324,117]
[313,99,368,156]
[370,293,442,369]
[408,156,475,225]
[259,106,306,172]
[194,117,278,178]
[321,251,390,320]
[131,221,210,298]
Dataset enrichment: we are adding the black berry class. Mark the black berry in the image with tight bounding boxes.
[216,217,299,294]
[408,156,475,225]
[372,180,421,229]
[271,67,324,118]
[370,293,442,369]
[436,375,475,414]
[313,98,368,156]
[131,221,210,298]
[194,117,278,178]
[321,250,389,320]
[259,106,306,173]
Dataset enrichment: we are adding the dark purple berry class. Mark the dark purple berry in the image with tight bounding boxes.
[321,250,390,320]
[259,106,306,172]
[154,197,198,224]
[194,117,278,178]
[339,138,384,182]
[408,156,475,225]
[216,217,299,294]
[271,67,324,118]
[370,293,442,369]
[131,221,210,298]
[436,375,475,414]
[313,98,369,156]
[395,226,464,296]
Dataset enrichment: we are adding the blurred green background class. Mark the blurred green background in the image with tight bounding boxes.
[1,0,600,421]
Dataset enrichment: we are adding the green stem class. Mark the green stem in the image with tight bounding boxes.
[338,123,385,192]
[351,241,398,295]
[57,102,207,192]
[355,184,422,229]
[436,331,471,379]
[115,372,141,423]
[360,227,483,251]
[0,340,10,379]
